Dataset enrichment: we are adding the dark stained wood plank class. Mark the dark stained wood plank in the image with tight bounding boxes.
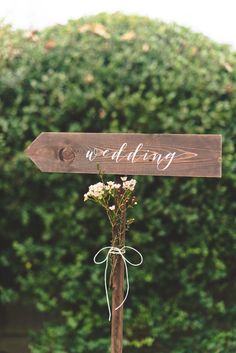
[25,132,222,177]
[111,176,126,353]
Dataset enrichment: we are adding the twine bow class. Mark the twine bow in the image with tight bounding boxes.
[93,246,143,321]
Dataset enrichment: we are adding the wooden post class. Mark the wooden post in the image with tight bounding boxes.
[25,132,222,353]
[111,176,126,353]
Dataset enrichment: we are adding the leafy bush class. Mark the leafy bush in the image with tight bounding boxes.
[1,13,236,353]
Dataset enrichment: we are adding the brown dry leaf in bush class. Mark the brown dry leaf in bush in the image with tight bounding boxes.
[191,47,198,56]
[78,24,91,33]
[142,43,150,52]
[25,30,39,42]
[93,24,110,38]
[84,73,94,84]
[78,23,110,38]
[223,62,233,72]
[45,40,57,50]
[120,31,136,41]
[8,47,21,59]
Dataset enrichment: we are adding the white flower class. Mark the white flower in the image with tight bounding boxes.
[109,205,115,211]
[89,182,104,191]
[86,182,105,199]
[93,190,104,198]
[105,181,114,191]
[84,179,124,204]
[123,179,137,191]
[121,176,127,181]
[105,181,121,191]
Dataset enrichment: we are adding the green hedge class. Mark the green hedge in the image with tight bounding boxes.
[1,13,236,353]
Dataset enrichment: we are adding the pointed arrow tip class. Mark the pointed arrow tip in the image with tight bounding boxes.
[24,132,46,157]
[24,145,31,157]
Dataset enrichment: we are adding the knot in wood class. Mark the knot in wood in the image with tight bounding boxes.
[59,146,75,162]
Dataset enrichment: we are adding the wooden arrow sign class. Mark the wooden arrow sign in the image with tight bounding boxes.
[25,132,222,177]
[24,131,222,353]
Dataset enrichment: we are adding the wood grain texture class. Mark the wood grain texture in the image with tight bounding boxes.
[111,244,124,353]
[111,176,126,353]
[25,132,222,177]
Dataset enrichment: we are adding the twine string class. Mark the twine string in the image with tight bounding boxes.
[93,246,143,321]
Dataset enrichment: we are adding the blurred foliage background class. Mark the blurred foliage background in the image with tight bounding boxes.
[0,13,236,353]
